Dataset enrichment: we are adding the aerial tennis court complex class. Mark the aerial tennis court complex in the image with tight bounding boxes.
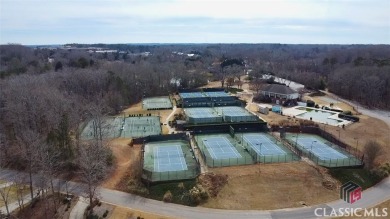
[121,116,161,138]
[142,96,172,110]
[142,140,199,182]
[285,133,363,167]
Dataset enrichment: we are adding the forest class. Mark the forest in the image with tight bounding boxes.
[0,43,389,213]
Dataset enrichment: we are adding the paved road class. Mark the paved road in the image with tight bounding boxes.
[0,169,389,219]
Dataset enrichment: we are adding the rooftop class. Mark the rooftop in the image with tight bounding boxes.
[261,84,297,95]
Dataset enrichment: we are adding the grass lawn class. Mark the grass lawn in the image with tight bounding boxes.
[226,87,243,94]
[0,185,30,207]
[202,162,340,210]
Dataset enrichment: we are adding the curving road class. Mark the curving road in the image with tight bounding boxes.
[324,91,390,128]
[0,169,389,219]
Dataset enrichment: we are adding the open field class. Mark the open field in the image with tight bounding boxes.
[201,162,340,210]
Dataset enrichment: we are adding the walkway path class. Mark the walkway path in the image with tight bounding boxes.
[188,134,209,174]
[69,197,88,219]
[165,106,177,134]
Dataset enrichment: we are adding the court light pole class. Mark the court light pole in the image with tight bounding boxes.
[336,129,340,141]
[354,137,359,150]
[310,141,317,158]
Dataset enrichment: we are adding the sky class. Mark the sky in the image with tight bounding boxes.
[0,0,389,45]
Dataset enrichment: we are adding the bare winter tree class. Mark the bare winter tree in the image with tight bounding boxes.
[77,140,111,213]
[363,140,382,170]
[36,142,62,213]
[16,129,43,201]
[0,180,12,216]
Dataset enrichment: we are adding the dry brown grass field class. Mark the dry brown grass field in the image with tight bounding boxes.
[201,162,340,210]
[109,205,175,219]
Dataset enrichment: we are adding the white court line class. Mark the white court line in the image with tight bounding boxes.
[221,137,241,158]
[243,135,285,155]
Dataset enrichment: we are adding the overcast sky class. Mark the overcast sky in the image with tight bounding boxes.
[0,0,389,45]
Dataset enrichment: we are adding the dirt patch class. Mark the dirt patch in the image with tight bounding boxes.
[109,205,175,219]
[200,80,222,88]
[198,173,228,197]
[201,162,340,210]
[102,138,141,190]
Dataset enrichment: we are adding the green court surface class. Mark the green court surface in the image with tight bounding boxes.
[285,133,363,167]
[80,117,122,140]
[121,116,162,138]
[143,97,172,110]
[195,133,253,167]
[238,132,300,163]
[142,140,199,182]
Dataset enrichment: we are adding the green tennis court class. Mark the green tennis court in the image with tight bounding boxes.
[285,133,363,167]
[142,140,199,182]
[238,133,299,163]
[142,97,172,110]
[195,134,253,167]
[121,116,161,138]
[80,117,122,140]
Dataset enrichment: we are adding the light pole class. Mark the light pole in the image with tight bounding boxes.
[310,141,317,158]
[258,143,263,163]
[336,129,341,141]
[354,137,359,149]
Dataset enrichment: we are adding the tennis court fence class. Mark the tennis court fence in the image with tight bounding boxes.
[140,136,201,183]
[283,135,363,168]
[142,166,199,182]
[195,135,253,167]
[243,142,300,163]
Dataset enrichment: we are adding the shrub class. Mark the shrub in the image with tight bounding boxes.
[163,190,173,202]
[189,185,208,205]
[103,210,109,218]
[342,110,352,115]
[306,100,315,107]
